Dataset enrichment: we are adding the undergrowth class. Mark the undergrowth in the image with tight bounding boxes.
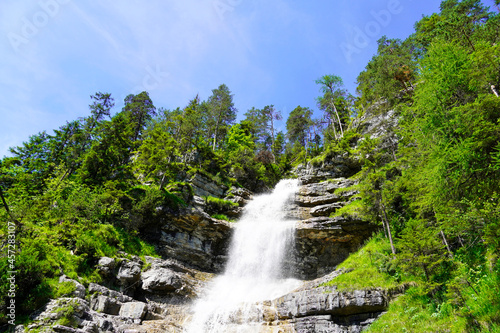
[321,233,400,291]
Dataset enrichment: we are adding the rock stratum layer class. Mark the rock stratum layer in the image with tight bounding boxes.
[23,155,388,332]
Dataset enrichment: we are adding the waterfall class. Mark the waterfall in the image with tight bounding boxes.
[188,179,301,332]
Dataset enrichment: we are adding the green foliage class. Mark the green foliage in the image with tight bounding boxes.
[211,214,234,222]
[396,219,448,283]
[321,234,400,291]
[54,282,76,298]
[365,286,468,333]
[315,74,352,141]
[54,299,80,327]
[207,84,237,150]
[286,106,313,147]
[356,36,417,109]
[204,196,237,216]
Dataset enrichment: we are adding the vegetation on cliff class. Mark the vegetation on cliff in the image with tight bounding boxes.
[0,0,499,331]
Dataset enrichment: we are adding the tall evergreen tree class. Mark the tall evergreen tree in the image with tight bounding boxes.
[207,84,237,150]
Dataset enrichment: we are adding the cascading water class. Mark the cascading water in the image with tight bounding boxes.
[188,179,301,333]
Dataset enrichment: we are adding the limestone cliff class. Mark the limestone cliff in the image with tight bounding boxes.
[23,110,398,332]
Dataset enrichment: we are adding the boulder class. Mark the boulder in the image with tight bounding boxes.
[88,283,134,303]
[117,260,142,285]
[274,286,388,319]
[90,295,121,315]
[119,302,148,320]
[59,275,86,299]
[310,202,344,217]
[141,268,183,293]
[96,257,116,277]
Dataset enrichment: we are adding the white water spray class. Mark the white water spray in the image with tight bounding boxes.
[188,179,301,332]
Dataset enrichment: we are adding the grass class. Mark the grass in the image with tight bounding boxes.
[365,287,468,333]
[331,199,365,219]
[211,214,235,222]
[321,233,400,291]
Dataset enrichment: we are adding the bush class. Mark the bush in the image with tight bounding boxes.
[204,196,238,215]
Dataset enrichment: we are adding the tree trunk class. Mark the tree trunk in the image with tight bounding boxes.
[331,101,344,138]
[440,229,453,257]
[491,85,499,97]
[380,198,396,255]
[0,187,10,215]
[159,173,167,191]
[213,117,220,151]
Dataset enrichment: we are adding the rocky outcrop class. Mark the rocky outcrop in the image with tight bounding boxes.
[139,207,233,273]
[181,271,391,333]
[190,172,227,198]
[294,216,377,280]
[285,176,378,280]
[23,255,212,333]
[272,280,388,331]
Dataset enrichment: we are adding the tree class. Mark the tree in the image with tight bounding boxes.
[397,219,447,283]
[133,123,179,190]
[261,105,282,148]
[316,75,351,139]
[271,131,286,163]
[87,92,114,138]
[286,106,313,148]
[77,112,134,185]
[207,84,237,150]
[242,107,268,148]
[123,91,156,143]
[356,37,417,108]
[224,123,255,163]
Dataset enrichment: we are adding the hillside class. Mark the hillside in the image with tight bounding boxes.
[1,1,500,332]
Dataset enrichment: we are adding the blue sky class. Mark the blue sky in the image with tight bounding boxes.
[0,0,445,158]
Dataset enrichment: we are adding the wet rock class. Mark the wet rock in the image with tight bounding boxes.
[295,193,340,207]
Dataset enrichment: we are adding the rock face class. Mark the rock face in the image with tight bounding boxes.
[294,216,378,280]
[140,207,233,273]
[26,114,392,332]
[286,174,377,280]
[24,255,212,333]
[190,172,227,198]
